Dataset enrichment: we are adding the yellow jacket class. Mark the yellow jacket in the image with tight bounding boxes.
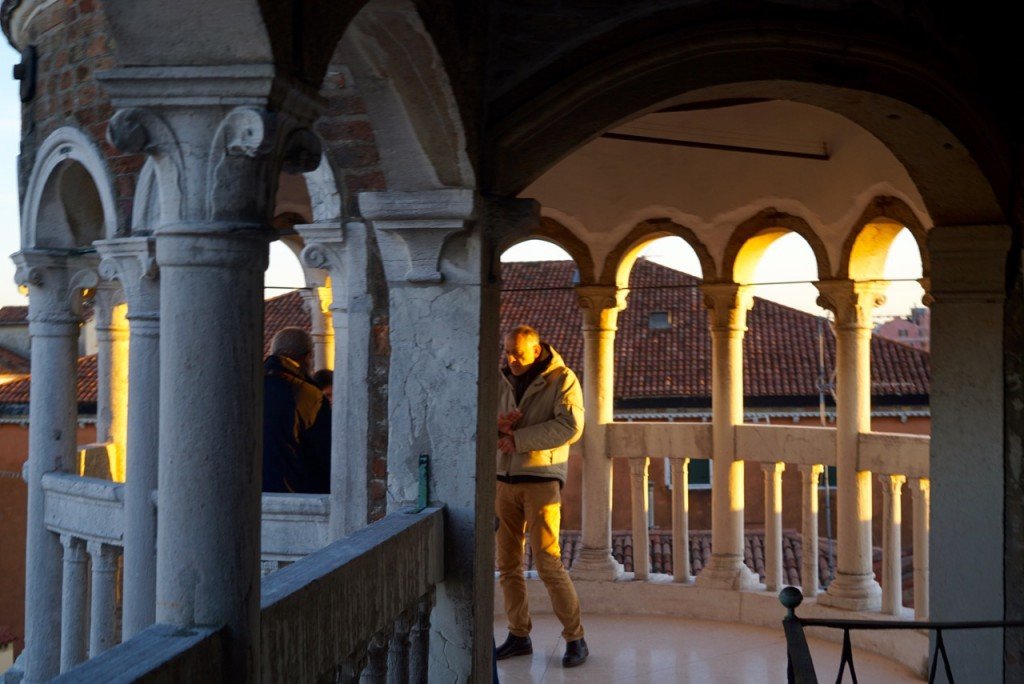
[497,345,584,484]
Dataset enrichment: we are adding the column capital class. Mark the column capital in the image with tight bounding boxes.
[359,189,477,284]
[97,237,161,322]
[13,249,98,327]
[575,285,628,331]
[91,280,126,331]
[797,463,825,477]
[295,221,348,273]
[700,282,753,330]
[98,66,323,229]
[815,279,888,330]
[761,461,786,475]
[909,476,930,496]
[878,473,907,493]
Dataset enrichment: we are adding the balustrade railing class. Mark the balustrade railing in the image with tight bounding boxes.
[605,421,929,619]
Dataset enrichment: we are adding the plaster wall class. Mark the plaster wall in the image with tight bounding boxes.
[522,101,927,277]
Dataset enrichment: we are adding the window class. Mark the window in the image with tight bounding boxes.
[649,311,671,330]
[898,329,908,338]
[664,457,712,490]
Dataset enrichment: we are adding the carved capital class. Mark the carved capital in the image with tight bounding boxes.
[360,189,476,283]
[815,279,887,330]
[295,222,347,273]
[878,473,907,498]
[761,461,786,476]
[576,285,628,331]
[700,282,753,331]
[96,237,160,321]
[798,464,825,483]
[13,250,98,325]
[628,456,650,478]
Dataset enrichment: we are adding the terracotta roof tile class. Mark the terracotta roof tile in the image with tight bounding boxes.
[501,259,929,401]
[0,265,930,407]
[0,346,29,374]
[0,306,27,324]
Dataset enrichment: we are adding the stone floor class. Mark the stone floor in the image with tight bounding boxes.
[494,613,922,683]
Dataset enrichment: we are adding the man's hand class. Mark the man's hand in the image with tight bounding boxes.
[498,435,517,454]
[498,410,522,436]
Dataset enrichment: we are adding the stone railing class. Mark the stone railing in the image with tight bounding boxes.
[34,470,337,674]
[605,421,930,619]
[56,507,444,683]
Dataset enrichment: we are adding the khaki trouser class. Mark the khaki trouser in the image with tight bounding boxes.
[496,480,584,641]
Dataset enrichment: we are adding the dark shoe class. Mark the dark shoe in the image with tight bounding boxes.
[495,633,533,660]
[562,638,588,668]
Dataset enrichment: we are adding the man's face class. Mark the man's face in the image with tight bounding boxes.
[504,334,541,376]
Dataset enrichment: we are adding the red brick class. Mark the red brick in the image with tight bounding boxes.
[369,479,387,502]
[79,0,97,13]
[326,95,367,116]
[59,71,72,91]
[344,171,386,195]
[86,35,107,59]
[317,118,375,144]
[371,457,387,479]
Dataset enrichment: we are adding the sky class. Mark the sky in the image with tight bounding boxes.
[0,45,924,319]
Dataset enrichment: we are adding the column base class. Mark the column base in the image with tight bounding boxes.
[694,554,761,590]
[817,572,882,611]
[571,548,624,581]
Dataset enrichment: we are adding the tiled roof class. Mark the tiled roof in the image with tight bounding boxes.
[0,354,97,405]
[263,290,312,357]
[0,263,930,408]
[0,306,27,324]
[501,259,930,401]
[0,346,29,374]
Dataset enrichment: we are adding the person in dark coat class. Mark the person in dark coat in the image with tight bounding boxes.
[262,327,332,493]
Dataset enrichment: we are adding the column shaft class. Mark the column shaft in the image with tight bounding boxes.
[799,465,824,598]
[816,280,884,610]
[155,230,270,678]
[762,462,785,592]
[59,536,88,672]
[910,478,930,620]
[629,457,650,580]
[669,458,691,582]
[879,475,906,615]
[572,286,626,580]
[696,284,758,589]
[88,541,120,657]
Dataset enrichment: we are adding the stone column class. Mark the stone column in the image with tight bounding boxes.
[696,283,759,589]
[297,222,371,538]
[88,541,120,657]
[92,282,129,481]
[572,285,627,580]
[299,285,333,371]
[669,457,691,583]
[96,237,160,640]
[387,612,412,684]
[815,279,887,611]
[59,536,88,672]
[13,250,97,683]
[628,457,651,580]
[909,477,930,620]
[100,64,323,680]
[762,462,786,592]
[360,189,498,681]
[879,474,906,615]
[799,465,824,598]
[927,224,1009,680]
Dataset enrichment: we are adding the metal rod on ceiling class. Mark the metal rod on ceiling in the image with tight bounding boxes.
[600,131,831,161]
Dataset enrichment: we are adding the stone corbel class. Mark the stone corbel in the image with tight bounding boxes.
[700,282,753,331]
[359,189,476,284]
[296,222,347,273]
[96,237,160,321]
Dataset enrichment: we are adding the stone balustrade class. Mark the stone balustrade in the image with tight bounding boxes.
[605,421,929,620]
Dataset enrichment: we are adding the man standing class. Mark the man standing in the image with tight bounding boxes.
[262,327,332,493]
[495,325,588,667]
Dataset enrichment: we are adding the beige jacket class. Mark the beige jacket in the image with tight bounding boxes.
[497,345,584,484]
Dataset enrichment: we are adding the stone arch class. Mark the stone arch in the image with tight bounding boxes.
[336,0,474,192]
[497,215,596,285]
[603,218,716,289]
[486,17,1005,227]
[722,210,831,284]
[839,196,931,280]
[23,126,118,249]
